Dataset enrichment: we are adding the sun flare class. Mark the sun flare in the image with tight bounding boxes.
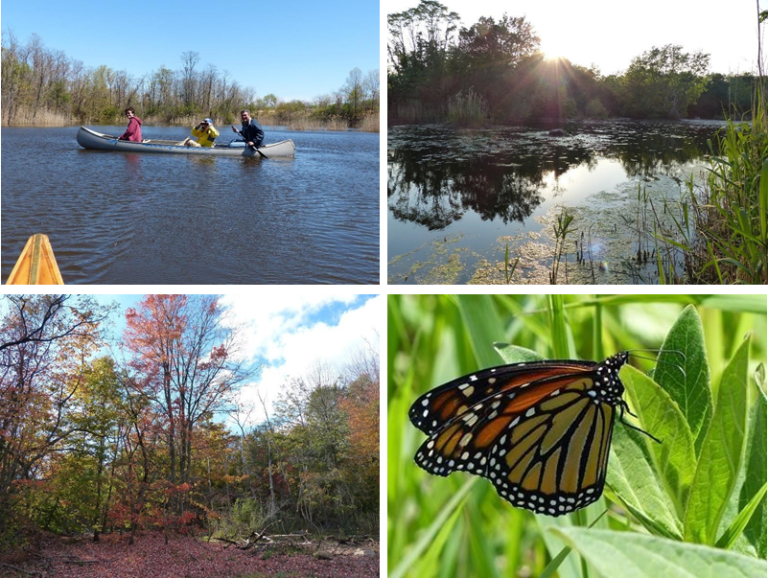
[541,42,568,62]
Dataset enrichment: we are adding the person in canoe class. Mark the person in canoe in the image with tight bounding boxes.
[231,109,264,149]
[180,118,219,147]
[117,107,143,142]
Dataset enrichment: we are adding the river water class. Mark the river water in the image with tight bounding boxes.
[2,126,379,284]
[388,119,728,284]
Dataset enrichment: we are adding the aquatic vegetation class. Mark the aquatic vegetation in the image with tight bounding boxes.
[652,102,768,284]
[388,121,724,284]
[387,234,479,284]
[549,209,576,284]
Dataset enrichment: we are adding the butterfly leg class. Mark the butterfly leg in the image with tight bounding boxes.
[618,401,661,444]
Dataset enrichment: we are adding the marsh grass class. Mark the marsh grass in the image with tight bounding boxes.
[550,210,576,284]
[652,98,768,283]
[5,106,72,126]
[6,109,380,132]
[446,90,488,127]
[391,100,444,124]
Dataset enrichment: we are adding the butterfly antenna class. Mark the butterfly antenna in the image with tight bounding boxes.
[628,349,687,381]
[619,401,661,444]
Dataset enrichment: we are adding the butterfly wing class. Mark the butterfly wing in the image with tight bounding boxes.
[484,382,615,515]
[411,354,628,516]
[409,359,597,435]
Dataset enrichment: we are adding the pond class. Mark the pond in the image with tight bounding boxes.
[2,126,379,284]
[387,119,728,284]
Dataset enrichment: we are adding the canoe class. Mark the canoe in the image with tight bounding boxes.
[76,126,295,158]
[6,234,64,285]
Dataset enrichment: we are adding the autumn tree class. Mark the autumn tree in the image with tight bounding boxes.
[122,295,254,515]
[340,346,379,525]
[0,295,110,537]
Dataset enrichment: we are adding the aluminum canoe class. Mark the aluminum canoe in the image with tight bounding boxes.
[76,126,295,158]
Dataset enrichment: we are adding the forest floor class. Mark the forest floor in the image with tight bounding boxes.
[0,532,379,578]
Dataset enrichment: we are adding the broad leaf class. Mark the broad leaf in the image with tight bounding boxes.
[621,365,696,511]
[719,386,767,557]
[494,343,544,364]
[606,424,682,540]
[684,339,750,545]
[654,305,712,453]
[552,527,767,578]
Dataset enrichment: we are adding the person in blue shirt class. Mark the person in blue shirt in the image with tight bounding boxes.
[231,109,265,149]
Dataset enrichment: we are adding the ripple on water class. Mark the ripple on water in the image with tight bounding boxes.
[2,126,379,284]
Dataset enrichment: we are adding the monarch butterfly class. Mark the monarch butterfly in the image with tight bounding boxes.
[409,351,655,516]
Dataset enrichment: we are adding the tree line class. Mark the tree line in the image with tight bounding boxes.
[388,0,758,124]
[0,295,379,550]
[1,32,379,127]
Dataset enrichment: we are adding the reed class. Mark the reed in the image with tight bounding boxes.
[446,90,489,127]
[280,117,350,131]
[358,113,380,133]
[549,209,576,284]
[4,107,72,126]
[391,100,444,124]
[653,96,768,284]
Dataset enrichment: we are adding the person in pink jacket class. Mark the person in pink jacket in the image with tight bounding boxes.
[118,107,143,141]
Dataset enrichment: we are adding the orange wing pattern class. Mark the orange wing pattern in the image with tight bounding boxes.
[410,352,629,516]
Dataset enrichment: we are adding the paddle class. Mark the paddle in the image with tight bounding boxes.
[232,125,268,159]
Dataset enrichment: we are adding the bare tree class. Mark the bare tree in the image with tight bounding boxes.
[180,51,200,109]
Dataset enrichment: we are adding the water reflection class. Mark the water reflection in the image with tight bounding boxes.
[388,119,725,284]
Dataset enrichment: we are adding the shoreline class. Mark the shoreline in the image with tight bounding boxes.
[2,120,380,133]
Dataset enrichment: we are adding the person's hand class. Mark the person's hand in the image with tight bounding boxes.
[231,126,238,133]
[248,142,254,147]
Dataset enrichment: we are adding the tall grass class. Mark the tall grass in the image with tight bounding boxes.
[391,100,444,124]
[446,90,488,127]
[358,113,380,132]
[4,106,72,126]
[3,108,379,132]
[654,99,768,284]
[550,209,576,284]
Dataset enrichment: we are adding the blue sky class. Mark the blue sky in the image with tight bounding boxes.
[1,0,380,101]
[90,293,381,423]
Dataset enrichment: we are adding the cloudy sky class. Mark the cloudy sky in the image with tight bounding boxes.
[220,293,381,424]
[92,293,380,426]
[386,0,762,75]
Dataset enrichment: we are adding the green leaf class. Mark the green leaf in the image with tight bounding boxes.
[719,386,767,557]
[621,366,696,514]
[548,295,574,358]
[654,304,712,452]
[536,515,583,578]
[684,338,750,545]
[494,343,544,364]
[389,478,474,578]
[457,295,506,368]
[716,482,767,551]
[606,424,683,540]
[551,527,767,578]
[700,295,767,314]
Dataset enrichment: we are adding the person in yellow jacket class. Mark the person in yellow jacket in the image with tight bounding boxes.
[181,118,219,147]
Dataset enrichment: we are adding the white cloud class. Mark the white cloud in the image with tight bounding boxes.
[220,293,381,426]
